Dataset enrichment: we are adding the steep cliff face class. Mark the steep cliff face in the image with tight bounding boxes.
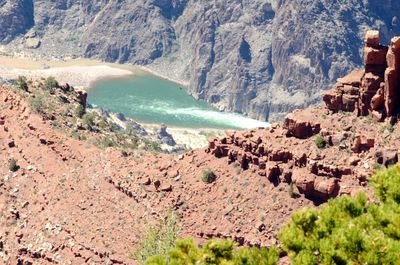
[0,0,34,43]
[1,0,400,121]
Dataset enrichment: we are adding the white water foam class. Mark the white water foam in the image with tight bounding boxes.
[173,108,269,129]
[151,104,270,129]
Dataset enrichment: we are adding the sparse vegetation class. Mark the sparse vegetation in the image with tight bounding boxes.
[288,182,295,198]
[131,211,180,264]
[279,164,400,265]
[95,136,118,148]
[75,104,86,118]
[82,112,96,131]
[199,130,221,139]
[372,163,383,172]
[29,94,46,114]
[8,158,19,172]
[314,135,326,149]
[44,76,59,91]
[143,139,162,152]
[234,163,242,175]
[202,169,216,183]
[364,115,374,124]
[384,124,395,134]
[15,76,28,92]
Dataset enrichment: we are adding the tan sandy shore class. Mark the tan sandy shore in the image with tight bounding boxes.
[0,56,145,88]
[142,123,226,149]
[0,55,188,88]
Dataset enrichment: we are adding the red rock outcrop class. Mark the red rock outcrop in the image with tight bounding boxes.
[283,111,321,139]
[324,30,400,121]
[206,112,365,201]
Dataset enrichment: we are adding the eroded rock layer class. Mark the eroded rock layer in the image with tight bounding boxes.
[324,31,400,122]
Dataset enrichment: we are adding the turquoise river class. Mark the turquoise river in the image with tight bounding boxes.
[88,74,270,129]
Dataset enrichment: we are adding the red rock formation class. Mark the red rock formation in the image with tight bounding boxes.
[283,111,321,139]
[324,30,400,121]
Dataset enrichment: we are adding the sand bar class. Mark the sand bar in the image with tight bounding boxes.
[0,55,187,88]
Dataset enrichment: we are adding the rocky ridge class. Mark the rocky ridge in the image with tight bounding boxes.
[1,1,400,121]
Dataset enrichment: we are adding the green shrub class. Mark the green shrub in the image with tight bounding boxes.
[371,164,400,204]
[372,163,383,172]
[96,136,117,148]
[75,104,85,118]
[82,112,96,131]
[314,135,326,149]
[202,169,216,183]
[29,94,46,114]
[132,211,180,264]
[144,238,279,265]
[279,164,400,265]
[8,158,19,172]
[235,164,242,175]
[44,76,59,91]
[143,139,162,152]
[288,182,295,198]
[15,76,28,92]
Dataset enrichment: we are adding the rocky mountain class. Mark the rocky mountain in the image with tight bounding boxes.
[1,0,400,121]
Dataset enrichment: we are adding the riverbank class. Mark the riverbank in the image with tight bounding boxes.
[0,56,139,87]
[0,55,189,88]
[142,123,226,149]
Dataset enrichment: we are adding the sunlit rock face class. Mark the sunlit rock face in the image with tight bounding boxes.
[1,0,400,121]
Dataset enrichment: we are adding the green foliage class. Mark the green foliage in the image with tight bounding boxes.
[75,104,85,118]
[15,76,28,92]
[82,112,96,131]
[44,76,59,91]
[314,135,326,149]
[29,94,46,114]
[143,139,162,152]
[235,164,242,175]
[145,238,279,265]
[95,136,118,148]
[372,163,383,173]
[8,158,19,172]
[202,169,216,183]
[371,164,400,204]
[279,164,400,265]
[132,211,180,264]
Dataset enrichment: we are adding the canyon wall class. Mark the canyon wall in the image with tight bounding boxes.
[1,0,400,121]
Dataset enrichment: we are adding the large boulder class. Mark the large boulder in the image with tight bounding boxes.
[323,89,343,111]
[292,172,315,195]
[337,69,364,86]
[313,178,339,199]
[375,149,398,167]
[283,112,321,139]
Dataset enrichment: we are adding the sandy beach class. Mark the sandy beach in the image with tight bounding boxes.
[0,56,144,88]
[142,123,226,149]
[0,55,188,88]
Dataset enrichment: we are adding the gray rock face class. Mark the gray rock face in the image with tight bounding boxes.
[0,0,33,43]
[1,0,400,121]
